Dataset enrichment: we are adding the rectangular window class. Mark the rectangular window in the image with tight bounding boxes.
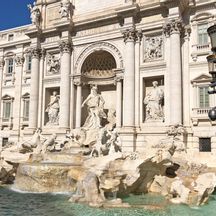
[3,101,11,121]
[23,99,30,121]
[7,58,14,74]
[8,34,14,41]
[27,55,32,71]
[199,86,209,108]
[2,138,9,147]
[198,24,208,45]
[199,138,211,152]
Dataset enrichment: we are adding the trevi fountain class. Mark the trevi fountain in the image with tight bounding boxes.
[1,85,216,216]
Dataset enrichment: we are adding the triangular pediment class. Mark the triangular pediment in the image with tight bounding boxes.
[191,74,211,83]
[22,92,30,98]
[2,94,14,100]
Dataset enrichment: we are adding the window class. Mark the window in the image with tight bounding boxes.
[199,86,209,108]
[197,24,208,45]
[2,138,9,147]
[7,58,14,74]
[23,99,30,121]
[26,55,32,71]
[2,101,11,121]
[199,138,211,152]
[8,34,14,41]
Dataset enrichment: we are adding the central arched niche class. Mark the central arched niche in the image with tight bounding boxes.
[80,50,118,126]
[81,50,117,79]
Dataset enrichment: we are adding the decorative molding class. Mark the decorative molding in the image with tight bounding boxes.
[163,19,184,37]
[15,55,25,67]
[59,40,72,54]
[30,48,41,59]
[75,42,123,74]
[122,27,142,42]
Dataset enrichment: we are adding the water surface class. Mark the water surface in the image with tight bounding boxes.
[0,187,216,216]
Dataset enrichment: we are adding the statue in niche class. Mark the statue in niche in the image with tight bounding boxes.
[82,85,107,129]
[144,81,164,121]
[28,2,41,26]
[45,91,60,126]
[59,0,71,19]
[145,36,162,60]
[47,55,60,74]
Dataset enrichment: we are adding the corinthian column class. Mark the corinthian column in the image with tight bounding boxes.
[122,28,137,127]
[13,55,24,131]
[59,40,72,129]
[163,19,183,125]
[29,48,41,129]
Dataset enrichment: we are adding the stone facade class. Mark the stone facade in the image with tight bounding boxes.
[0,0,216,163]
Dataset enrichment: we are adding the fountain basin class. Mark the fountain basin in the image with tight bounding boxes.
[13,162,79,193]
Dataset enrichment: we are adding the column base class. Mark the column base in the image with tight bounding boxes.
[118,126,136,153]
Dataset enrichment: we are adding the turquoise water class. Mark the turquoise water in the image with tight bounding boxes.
[0,187,216,216]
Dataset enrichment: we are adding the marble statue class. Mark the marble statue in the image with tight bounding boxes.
[144,81,164,121]
[45,91,60,126]
[47,55,60,74]
[19,128,45,153]
[28,2,40,26]
[106,128,122,154]
[82,85,106,129]
[41,133,57,154]
[59,0,71,19]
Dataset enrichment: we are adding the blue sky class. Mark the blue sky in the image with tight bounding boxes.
[0,0,34,31]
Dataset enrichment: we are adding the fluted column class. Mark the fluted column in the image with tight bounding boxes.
[122,28,137,127]
[163,19,183,125]
[29,48,41,129]
[59,40,72,129]
[13,55,24,131]
[115,74,123,128]
[182,26,191,126]
[74,78,82,128]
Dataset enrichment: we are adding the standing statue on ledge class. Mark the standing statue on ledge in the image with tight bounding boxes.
[28,2,41,26]
[45,91,60,126]
[144,81,164,121]
[82,85,106,129]
[59,0,71,19]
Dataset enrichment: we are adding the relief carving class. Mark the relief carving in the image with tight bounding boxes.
[47,54,60,75]
[144,36,163,61]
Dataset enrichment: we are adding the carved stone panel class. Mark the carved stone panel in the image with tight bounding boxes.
[144,35,163,61]
[46,53,60,75]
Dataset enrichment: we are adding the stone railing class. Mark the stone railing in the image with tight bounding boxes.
[191,107,212,126]
[0,117,13,129]
[191,43,211,61]
[192,107,211,116]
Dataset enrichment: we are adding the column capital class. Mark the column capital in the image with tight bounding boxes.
[122,27,142,43]
[0,58,5,68]
[15,55,25,67]
[182,25,191,40]
[163,19,183,37]
[73,75,82,86]
[30,47,41,59]
[59,40,72,54]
